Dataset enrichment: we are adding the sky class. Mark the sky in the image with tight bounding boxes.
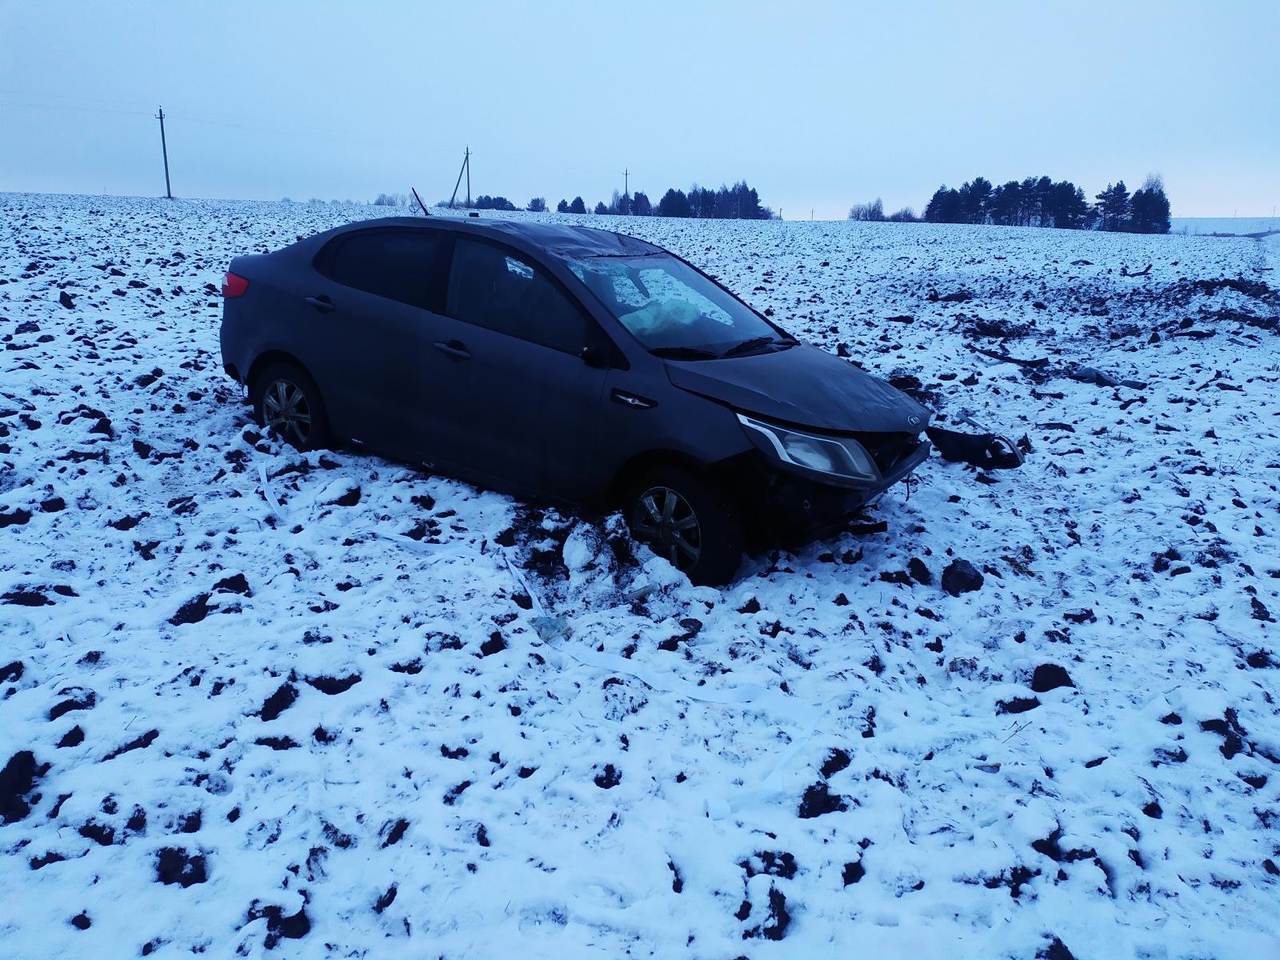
[1,0,1276,220]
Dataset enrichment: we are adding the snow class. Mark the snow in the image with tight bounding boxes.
[2,193,1279,960]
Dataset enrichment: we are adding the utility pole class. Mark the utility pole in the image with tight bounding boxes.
[156,106,172,199]
[448,146,472,209]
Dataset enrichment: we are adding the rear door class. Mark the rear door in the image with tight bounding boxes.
[307,227,470,460]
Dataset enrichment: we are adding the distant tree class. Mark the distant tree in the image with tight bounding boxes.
[886,207,917,222]
[657,188,691,218]
[988,181,1022,225]
[924,186,964,223]
[848,198,885,221]
[594,201,609,214]
[1044,181,1092,229]
[721,183,758,219]
[569,196,587,214]
[702,186,719,218]
[918,173,1166,232]
[1095,181,1131,231]
[1025,176,1054,226]
[956,177,993,224]
[684,185,702,217]
[1039,182,1063,226]
[526,197,547,213]
[631,191,652,216]
[473,195,517,211]
[689,185,717,218]
[672,181,766,219]
[1129,175,1171,234]
[556,198,570,213]
[645,181,769,219]
[373,193,405,207]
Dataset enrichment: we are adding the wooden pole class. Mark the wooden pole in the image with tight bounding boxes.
[156,106,172,199]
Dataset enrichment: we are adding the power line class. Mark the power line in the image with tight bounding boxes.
[0,94,456,156]
[0,98,151,117]
[0,88,156,110]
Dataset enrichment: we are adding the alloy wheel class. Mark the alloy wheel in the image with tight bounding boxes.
[261,378,312,447]
[631,485,702,572]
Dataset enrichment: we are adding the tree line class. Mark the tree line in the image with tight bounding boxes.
[382,171,1171,233]
[373,192,526,211]
[407,181,776,219]
[382,180,776,220]
[552,180,775,220]
[908,175,1170,233]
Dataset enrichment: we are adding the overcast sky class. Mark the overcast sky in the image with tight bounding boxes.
[2,0,1276,220]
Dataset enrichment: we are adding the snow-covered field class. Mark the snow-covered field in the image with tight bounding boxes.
[2,193,1279,960]
[1172,217,1279,237]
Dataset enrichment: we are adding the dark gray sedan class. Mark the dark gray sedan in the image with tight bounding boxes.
[220,216,931,584]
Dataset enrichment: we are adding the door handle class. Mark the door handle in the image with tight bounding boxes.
[433,340,471,360]
[304,295,335,313]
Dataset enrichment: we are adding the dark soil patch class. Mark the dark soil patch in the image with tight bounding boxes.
[1,750,48,823]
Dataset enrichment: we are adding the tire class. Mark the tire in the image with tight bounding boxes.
[251,361,331,451]
[625,466,743,586]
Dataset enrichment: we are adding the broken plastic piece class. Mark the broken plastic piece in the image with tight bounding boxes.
[530,616,572,641]
[624,582,657,602]
[926,427,1024,470]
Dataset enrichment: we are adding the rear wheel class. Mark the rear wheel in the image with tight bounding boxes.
[625,466,742,586]
[252,361,330,451]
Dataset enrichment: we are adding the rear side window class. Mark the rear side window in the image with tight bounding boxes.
[317,229,448,311]
[446,239,588,354]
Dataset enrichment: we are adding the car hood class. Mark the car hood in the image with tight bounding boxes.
[665,344,932,433]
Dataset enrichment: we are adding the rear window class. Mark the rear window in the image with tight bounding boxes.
[317,228,449,311]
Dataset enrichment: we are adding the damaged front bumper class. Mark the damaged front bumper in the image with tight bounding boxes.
[720,433,933,546]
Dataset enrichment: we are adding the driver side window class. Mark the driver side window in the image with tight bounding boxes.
[446,239,588,354]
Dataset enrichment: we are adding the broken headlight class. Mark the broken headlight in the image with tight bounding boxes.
[736,414,881,485]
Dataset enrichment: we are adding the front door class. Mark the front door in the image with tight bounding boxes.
[432,238,610,501]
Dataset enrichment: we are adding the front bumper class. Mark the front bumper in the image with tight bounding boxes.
[721,435,931,546]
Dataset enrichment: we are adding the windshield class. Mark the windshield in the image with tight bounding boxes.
[567,253,791,358]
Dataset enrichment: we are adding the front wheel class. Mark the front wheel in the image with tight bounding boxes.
[251,361,330,451]
[625,467,742,586]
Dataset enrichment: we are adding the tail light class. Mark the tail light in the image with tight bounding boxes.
[222,272,249,298]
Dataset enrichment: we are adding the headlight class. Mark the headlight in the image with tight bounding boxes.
[737,414,881,484]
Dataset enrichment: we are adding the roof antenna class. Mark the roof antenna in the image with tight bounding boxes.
[412,187,430,216]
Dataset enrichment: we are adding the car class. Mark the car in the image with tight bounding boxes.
[219,215,933,584]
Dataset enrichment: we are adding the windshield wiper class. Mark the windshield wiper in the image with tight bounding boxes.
[650,345,720,361]
[719,335,796,358]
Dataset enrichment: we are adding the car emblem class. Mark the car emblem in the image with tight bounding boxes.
[908,415,921,426]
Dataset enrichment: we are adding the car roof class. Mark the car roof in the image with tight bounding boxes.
[335,215,663,259]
